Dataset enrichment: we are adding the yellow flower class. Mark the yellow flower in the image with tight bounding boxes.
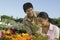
[37,23,42,27]
[31,20,35,25]
[22,33,26,36]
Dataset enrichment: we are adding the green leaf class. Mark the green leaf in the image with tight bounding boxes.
[33,26,39,33]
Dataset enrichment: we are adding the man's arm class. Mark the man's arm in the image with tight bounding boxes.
[22,19,32,34]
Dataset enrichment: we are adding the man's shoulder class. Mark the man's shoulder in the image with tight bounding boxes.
[34,11,40,15]
[23,11,40,20]
[24,11,40,18]
[23,16,28,21]
[33,11,40,17]
[23,16,29,24]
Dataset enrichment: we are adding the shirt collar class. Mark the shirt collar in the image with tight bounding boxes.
[49,23,54,31]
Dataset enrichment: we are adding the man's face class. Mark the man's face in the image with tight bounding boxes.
[25,8,34,17]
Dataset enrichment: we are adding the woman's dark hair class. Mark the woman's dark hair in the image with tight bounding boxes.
[37,12,55,24]
[23,2,33,12]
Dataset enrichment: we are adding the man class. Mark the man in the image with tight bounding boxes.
[22,2,40,34]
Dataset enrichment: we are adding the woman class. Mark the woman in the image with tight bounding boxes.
[37,12,59,40]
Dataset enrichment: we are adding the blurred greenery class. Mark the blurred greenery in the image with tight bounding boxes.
[1,15,60,28]
[0,38,11,40]
[0,15,60,34]
[1,15,15,20]
[33,34,48,40]
[53,17,60,28]
[14,18,23,23]
[1,15,23,24]
[0,15,60,40]
[33,26,39,34]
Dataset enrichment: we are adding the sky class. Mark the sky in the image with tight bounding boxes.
[0,0,60,18]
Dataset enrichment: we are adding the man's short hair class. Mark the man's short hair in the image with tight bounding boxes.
[23,2,33,12]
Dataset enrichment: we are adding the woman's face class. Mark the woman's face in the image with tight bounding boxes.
[37,17,48,26]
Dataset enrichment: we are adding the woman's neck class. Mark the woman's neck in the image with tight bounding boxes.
[42,22,50,34]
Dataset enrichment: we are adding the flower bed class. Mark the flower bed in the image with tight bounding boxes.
[1,33,49,40]
[2,33,32,40]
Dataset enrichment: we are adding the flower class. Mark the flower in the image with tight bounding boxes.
[37,23,43,27]
[31,19,35,25]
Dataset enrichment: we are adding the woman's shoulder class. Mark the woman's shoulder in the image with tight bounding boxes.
[50,23,59,30]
